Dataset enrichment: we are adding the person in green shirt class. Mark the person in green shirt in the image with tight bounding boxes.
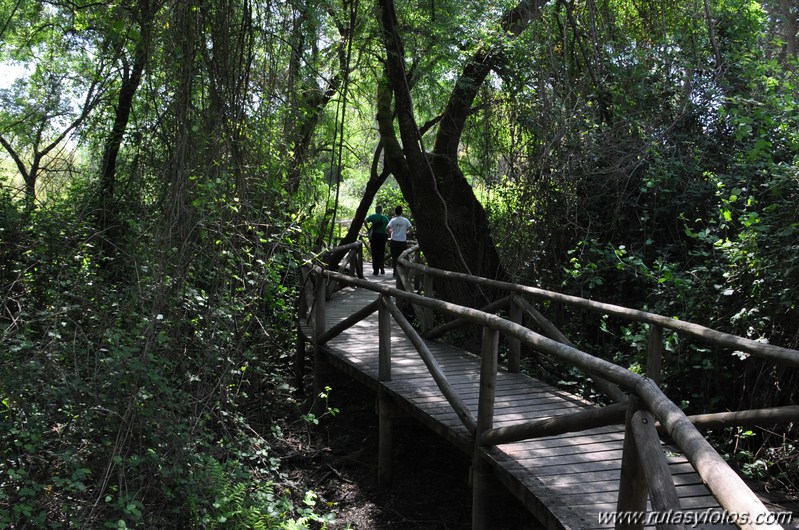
[365,205,390,275]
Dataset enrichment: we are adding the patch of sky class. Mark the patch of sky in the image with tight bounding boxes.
[0,61,31,90]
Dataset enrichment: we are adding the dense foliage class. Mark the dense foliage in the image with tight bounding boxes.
[1,0,797,526]
[1,0,344,527]
[480,0,799,489]
[1,189,330,528]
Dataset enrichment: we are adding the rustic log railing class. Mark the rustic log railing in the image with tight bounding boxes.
[395,245,799,426]
[295,240,364,390]
[298,242,798,530]
[395,246,799,370]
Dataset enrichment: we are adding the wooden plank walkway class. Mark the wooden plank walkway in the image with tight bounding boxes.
[300,271,741,530]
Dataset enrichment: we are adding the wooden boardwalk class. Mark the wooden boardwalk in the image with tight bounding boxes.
[300,271,749,529]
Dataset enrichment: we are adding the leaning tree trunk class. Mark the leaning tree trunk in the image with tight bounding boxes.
[324,142,390,274]
[375,0,548,307]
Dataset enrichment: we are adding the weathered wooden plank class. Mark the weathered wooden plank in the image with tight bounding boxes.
[497,430,626,450]
[401,399,587,425]
[518,457,624,476]
[546,483,714,508]
[482,403,627,446]
[384,296,477,434]
[533,465,705,489]
[387,376,589,402]
[407,388,587,412]
[502,439,628,459]
[393,387,588,410]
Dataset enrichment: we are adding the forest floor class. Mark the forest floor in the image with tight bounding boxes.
[275,370,542,530]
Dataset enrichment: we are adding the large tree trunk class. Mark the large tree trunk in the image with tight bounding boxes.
[375,0,548,307]
[202,0,254,200]
[98,0,154,246]
[163,0,200,247]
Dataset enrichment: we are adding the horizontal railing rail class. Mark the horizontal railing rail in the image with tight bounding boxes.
[294,241,365,389]
[299,246,798,530]
[298,240,364,319]
[396,246,799,369]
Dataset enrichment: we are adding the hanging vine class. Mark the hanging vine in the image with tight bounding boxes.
[324,0,359,246]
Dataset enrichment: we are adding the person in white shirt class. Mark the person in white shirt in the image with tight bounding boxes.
[387,205,413,277]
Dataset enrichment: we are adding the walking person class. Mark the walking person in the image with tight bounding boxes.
[365,205,390,275]
[387,205,413,277]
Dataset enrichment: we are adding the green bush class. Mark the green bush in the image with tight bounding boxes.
[0,189,336,528]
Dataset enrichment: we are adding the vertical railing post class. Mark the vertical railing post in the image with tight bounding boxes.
[378,295,392,383]
[325,250,336,299]
[476,326,499,436]
[295,262,314,392]
[394,260,405,291]
[294,333,306,390]
[346,248,355,276]
[630,409,686,530]
[472,326,499,530]
[404,251,413,291]
[377,295,394,487]
[413,250,421,292]
[616,397,647,530]
[508,297,523,373]
[355,242,364,279]
[422,273,434,334]
[647,324,663,384]
[311,271,328,415]
[313,272,327,346]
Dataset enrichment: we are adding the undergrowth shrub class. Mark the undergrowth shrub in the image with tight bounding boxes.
[489,41,798,493]
[0,190,335,528]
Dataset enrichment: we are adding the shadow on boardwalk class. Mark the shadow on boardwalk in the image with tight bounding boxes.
[293,371,545,529]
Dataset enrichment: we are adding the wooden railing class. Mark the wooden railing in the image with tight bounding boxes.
[295,240,364,389]
[299,242,798,530]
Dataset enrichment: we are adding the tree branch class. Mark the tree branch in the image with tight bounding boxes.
[0,135,30,183]
[433,0,549,161]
